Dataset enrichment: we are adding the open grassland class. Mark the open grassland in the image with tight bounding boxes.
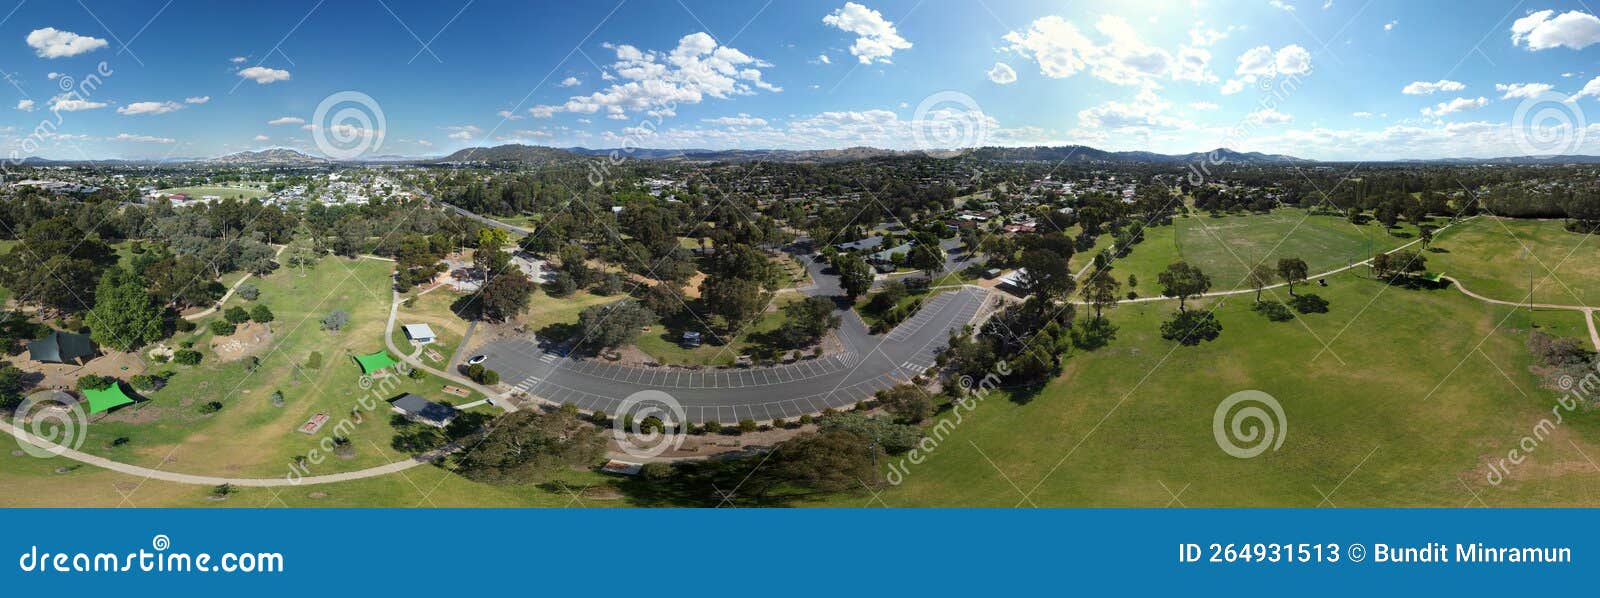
[1114,209,1423,297]
[72,257,484,479]
[1428,217,1600,307]
[156,185,268,200]
[813,269,1600,507]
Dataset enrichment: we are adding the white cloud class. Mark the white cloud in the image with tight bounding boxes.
[1421,96,1488,117]
[1269,0,1295,12]
[1401,79,1465,95]
[1512,10,1600,51]
[1495,82,1553,99]
[49,96,107,112]
[1384,20,1397,31]
[1351,111,1372,118]
[817,53,831,64]
[237,66,290,84]
[497,110,524,121]
[987,62,1017,84]
[45,72,60,80]
[15,99,33,112]
[1221,44,1311,93]
[1245,108,1293,124]
[268,116,305,125]
[1189,101,1220,110]
[533,32,778,119]
[559,76,581,87]
[1077,86,1190,131]
[416,139,433,147]
[114,133,175,143]
[1172,46,1216,83]
[230,56,247,64]
[823,2,912,64]
[117,101,184,115]
[1187,21,1231,47]
[184,96,210,104]
[25,28,107,58]
[703,113,768,127]
[1323,0,1333,9]
[1221,79,1246,95]
[1003,15,1195,86]
[253,134,269,141]
[1569,75,1600,102]
[444,125,483,140]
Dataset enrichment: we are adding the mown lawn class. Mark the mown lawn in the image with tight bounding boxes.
[811,267,1600,507]
[1428,216,1600,306]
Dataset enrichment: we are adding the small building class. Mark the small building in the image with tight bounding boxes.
[868,242,914,264]
[681,330,702,348]
[402,323,437,344]
[29,330,94,364]
[390,393,459,428]
[996,268,1030,294]
[834,236,887,253]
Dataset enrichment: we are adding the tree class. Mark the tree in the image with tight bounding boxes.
[700,276,769,336]
[249,303,275,323]
[815,412,921,454]
[209,320,236,336]
[1079,269,1122,319]
[478,271,536,322]
[1248,263,1276,302]
[1157,262,1211,312]
[908,240,945,277]
[224,305,251,324]
[1160,310,1222,346]
[577,299,657,350]
[875,384,932,423]
[834,252,874,300]
[1277,257,1309,296]
[453,409,606,484]
[771,296,841,349]
[85,267,164,352]
[1018,249,1074,301]
[752,430,878,496]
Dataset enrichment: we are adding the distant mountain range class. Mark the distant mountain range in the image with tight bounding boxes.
[19,143,1600,167]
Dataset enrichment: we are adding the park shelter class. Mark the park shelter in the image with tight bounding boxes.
[390,393,458,427]
[81,383,135,414]
[402,323,437,344]
[29,330,94,364]
[353,351,400,374]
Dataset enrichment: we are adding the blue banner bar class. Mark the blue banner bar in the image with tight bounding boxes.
[1,509,1592,595]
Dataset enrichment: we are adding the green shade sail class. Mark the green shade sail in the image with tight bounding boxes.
[353,351,399,374]
[81,383,135,414]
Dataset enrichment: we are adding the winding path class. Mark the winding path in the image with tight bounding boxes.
[1443,275,1600,352]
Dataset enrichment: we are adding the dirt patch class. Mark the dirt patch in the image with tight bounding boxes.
[100,404,162,425]
[10,350,147,391]
[210,323,275,362]
[581,486,624,500]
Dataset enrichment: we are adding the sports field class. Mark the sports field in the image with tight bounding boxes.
[1113,209,1420,296]
[1428,217,1600,307]
[813,268,1600,507]
[157,185,269,200]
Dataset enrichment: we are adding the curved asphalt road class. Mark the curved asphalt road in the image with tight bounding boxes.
[478,244,991,423]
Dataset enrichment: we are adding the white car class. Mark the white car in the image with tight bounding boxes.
[466,354,487,365]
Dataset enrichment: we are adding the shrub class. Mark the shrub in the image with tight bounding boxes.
[467,363,485,380]
[304,351,323,369]
[129,374,164,392]
[591,410,609,425]
[208,320,236,336]
[640,416,664,434]
[1290,293,1329,314]
[479,369,500,385]
[1252,300,1294,322]
[174,319,196,333]
[703,420,723,434]
[772,417,788,429]
[799,414,814,426]
[738,419,758,434]
[640,461,674,480]
[174,349,202,365]
[269,390,285,407]
[236,283,259,301]
[320,309,350,331]
[199,401,224,414]
[224,306,251,324]
[75,374,111,392]
[407,367,426,380]
[249,304,275,323]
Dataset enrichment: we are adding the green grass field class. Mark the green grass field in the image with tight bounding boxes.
[68,256,483,479]
[1428,217,1600,306]
[812,268,1600,507]
[157,185,269,200]
[1112,208,1422,296]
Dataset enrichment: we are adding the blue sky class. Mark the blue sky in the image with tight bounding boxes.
[6,0,1600,160]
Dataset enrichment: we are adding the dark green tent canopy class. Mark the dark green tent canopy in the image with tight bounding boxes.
[82,383,135,414]
[29,330,93,364]
[353,351,399,374]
